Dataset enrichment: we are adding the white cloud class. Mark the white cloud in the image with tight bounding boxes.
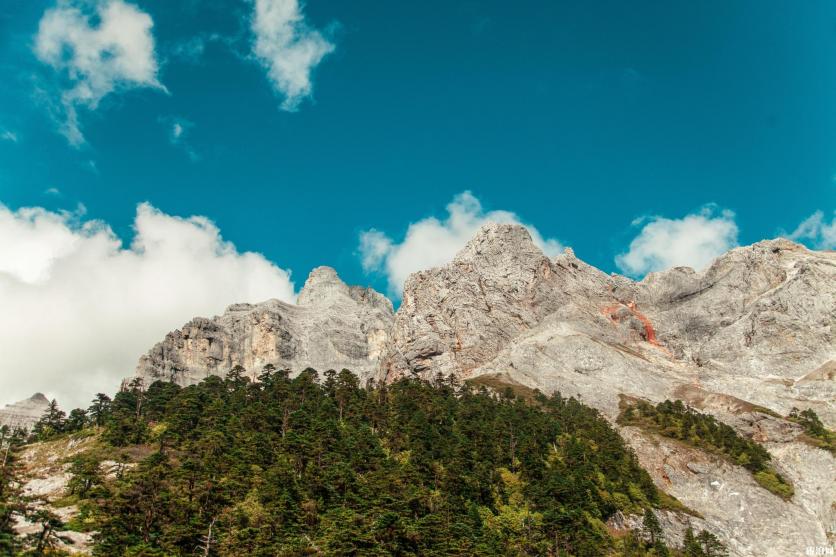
[34,0,164,145]
[788,210,836,249]
[162,116,198,161]
[0,203,295,409]
[616,206,739,277]
[251,0,335,111]
[359,191,564,295]
[1,130,18,142]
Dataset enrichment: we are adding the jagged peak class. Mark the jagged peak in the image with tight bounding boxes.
[297,266,351,307]
[453,223,544,264]
[29,392,49,403]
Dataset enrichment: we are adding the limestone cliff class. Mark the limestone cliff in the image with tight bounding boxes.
[134,266,394,385]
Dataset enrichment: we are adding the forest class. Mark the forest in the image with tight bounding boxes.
[2,368,727,556]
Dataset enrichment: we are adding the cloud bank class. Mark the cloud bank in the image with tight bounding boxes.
[788,210,836,250]
[359,191,564,295]
[34,0,164,145]
[616,206,739,277]
[0,203,295,409]
[251,0,335,111]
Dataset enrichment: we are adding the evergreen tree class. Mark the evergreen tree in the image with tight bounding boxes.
[0,426,27,555]
[696,529,728,557]
[683,526,704,556]
[31,399,66,441]
[87,393,112,427]
[65,408,88,432]
[642,509,662,545]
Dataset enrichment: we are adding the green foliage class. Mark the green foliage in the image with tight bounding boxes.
[618,399,794,500]
[683,526,728,557]
[789,407,836,455]
[1,426,28,555]
[84,369,664,556]
[30,400,67,442]
[1,425,72,556]
[752,470,794,500]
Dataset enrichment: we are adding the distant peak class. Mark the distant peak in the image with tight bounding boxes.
[30,392,49,402]
[297,266,349,306]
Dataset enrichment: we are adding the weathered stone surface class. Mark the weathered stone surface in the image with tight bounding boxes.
[0,392,50,430]
[133,266,394,385]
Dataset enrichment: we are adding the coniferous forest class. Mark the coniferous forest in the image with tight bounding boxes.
[1,367,731,556]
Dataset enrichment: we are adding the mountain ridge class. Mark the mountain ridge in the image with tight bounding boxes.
[113,223,835,556]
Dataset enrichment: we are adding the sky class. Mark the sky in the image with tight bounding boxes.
[0,0,834,408]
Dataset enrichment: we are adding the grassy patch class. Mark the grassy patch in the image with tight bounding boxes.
[754,470,795,500]
[467,373,542,403]
[657,489,702,518]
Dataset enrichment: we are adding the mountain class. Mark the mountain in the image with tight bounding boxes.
[125,224,834,556]
[0,392,50,430]
[134,266,394,385]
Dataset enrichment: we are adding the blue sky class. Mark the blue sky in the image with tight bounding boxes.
[0,0,834,405]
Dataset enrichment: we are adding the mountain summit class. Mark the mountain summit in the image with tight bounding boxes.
[128,224,834,556]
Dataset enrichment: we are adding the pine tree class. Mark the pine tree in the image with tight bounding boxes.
[31,399,66,441]
[0,426,27,554]
[65,408,88,432]
[683,526,704,556]
[642,509,662,545]
[87,393,112,427]
[696,529,728,557]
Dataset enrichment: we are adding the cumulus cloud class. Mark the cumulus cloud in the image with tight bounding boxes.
[0,203,295,409]
[34,0,164,145]
[788,210,836,250]
[615,206,739,277]
[251,0,335,111]
[359,191,564,295]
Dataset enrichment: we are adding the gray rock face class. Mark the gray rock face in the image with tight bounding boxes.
[134,267,394,385]
[131,223,834,555]
[0,393,49,430]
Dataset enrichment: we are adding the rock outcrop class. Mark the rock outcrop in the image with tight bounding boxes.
[130,223,835,556]
[0,393,50,430]
[134,267,394,385]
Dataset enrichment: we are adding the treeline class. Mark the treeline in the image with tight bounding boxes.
[618,399,793,500]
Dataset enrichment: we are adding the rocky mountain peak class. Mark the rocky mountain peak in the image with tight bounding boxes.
[0,392,51,429]
[297,266,350,307]
[134,266,394,386]
[453,223,544,265]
